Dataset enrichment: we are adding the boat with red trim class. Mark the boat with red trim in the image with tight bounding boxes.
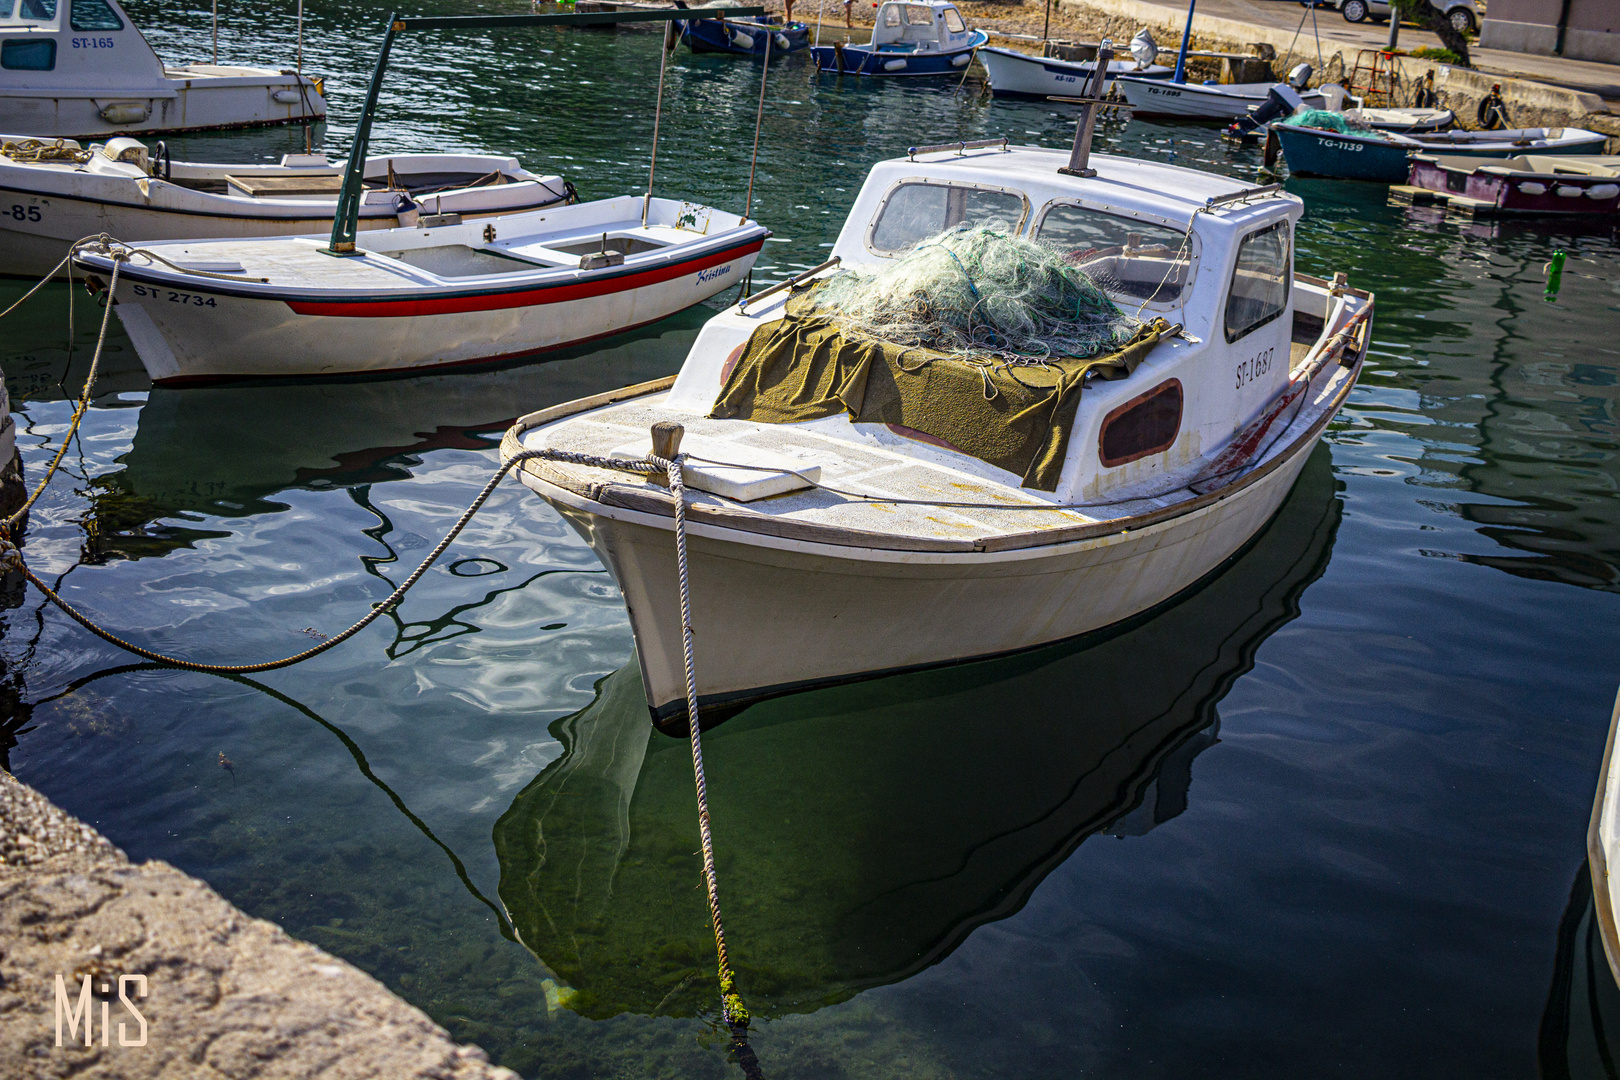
[70,196,767,383]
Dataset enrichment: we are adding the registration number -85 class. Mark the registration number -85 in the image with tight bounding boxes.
[131,284,216,307]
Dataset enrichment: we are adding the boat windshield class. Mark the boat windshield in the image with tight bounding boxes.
[942,7,966,31]
[869,182,1027,255]
[1035,203,1192,304]
[904,4,933,24]
[69,0,122,30]
[1224,221,1290,342]
[1,0,60,25]
[883,4,900,26]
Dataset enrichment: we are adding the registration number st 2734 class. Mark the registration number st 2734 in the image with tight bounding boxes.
[131,284,217,306]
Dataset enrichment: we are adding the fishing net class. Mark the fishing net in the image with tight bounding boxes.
[1278,109,1390,139]
[802,225,1143,363]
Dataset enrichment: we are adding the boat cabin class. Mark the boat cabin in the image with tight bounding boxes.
[0,0,167,90]
[870,1,973,53]
[668,144,1314,506]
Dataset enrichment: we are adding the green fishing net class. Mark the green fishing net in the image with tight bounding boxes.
[1278,108,1392,140]
[803,225,1144,363]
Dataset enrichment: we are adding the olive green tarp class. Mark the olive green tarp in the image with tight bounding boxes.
[710,298,1173,491]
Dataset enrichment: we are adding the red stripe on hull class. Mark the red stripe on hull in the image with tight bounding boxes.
[284,238,764,318]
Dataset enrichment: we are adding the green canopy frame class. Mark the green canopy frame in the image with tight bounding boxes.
[327,6,766,255]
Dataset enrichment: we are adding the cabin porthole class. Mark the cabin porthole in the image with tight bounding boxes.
[1099,379,1182,468]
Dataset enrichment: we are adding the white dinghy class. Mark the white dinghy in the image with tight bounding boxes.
[69,4,772,383]
[0,136,572,278]
[500,60,1374,729]
[0,0,324,138]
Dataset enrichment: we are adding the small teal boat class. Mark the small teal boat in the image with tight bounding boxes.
[1272,122,1610,183]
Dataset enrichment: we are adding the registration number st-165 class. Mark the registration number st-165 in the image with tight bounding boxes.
[131,284,217,306]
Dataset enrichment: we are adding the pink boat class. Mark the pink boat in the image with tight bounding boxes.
[1401,153,1620,216]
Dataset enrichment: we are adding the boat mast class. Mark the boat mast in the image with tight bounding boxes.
[1058,40,1113,178]
[324,5,765,255]
[1172,0,1194,84]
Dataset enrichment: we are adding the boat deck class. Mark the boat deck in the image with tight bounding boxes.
[519,391,1168,547]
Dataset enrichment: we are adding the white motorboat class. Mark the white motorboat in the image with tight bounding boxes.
[0,0,324,138]
[70,197,768,383]
[977,44,1173,99]
[0,136,573,278]
[500,133,1373,727]
[1117,74,1328,120]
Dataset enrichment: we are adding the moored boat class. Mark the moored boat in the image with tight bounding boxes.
[1117,74,1327,120]
[977,44,1173,99]
[1587,688,1620,992]
[0,0,325,138]
[677,6,810,55]
[501,132,1373,727]
[70,197,767,383]
[1397,153,1620,216]
[810,0,985,76]
[0,136,572,278]
[1271,122,1611,183]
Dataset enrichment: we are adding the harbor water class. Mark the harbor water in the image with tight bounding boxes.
[5,1,1620,1075]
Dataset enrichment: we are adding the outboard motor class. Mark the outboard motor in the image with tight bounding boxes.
[1287,62,1312,89]
[1224,84,1305,141]
[1128,27,1157,69]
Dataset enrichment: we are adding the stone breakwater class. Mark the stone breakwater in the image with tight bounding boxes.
[0,770,519,1080]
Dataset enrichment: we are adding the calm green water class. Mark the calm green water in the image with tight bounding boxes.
[5,2,1620,1076]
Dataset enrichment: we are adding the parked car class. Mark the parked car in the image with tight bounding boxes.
[1325,0,1479,34]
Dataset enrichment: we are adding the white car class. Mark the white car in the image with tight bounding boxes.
[1328,0,1479,34]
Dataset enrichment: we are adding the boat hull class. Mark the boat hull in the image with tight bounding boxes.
[1117,77,1325,120]
[2,71,325,140]
[1407,157,1620,215]
[514,344,1361,728]
[682,17,810,55]
[1277,124,1612,183]
[977,46,1172,98]
[810,32,986,76]
[95,234,765,383]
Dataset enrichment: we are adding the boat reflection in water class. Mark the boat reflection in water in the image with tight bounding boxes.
[492,445,1343,1020]
[1538,862,1620,1079]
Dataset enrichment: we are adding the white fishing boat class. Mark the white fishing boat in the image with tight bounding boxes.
[0,136,572,278]
[977,44,1173,99]
[0,0,324,138]
[500,110,1374,726]
[70,197,768,383]
[1588,688,1620,989]
[1117,73,1328,120]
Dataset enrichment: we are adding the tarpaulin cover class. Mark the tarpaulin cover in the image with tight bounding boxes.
[710,295,1172,491]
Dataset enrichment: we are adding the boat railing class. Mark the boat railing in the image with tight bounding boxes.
[737,256,840,313]
[907,138,1008,161]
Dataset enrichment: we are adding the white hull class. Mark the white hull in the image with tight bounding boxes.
[977,46,1171,98]
[1589,688,1620,989]
[3,68,325,139]
[1118,77,1325,119]
[75,197,765,382]
[506,306,1365,725]
[0,145,567,279]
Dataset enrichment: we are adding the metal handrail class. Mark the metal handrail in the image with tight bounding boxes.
[1205,183,1285,208]
[325,6,765,255]
[907,138,1009,161]
[737,256,840,312]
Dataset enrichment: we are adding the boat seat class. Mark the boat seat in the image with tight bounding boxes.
[226,174,344,197]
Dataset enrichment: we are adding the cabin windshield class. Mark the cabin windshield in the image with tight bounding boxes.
[1224,221,1290,341]
[69,0,122,30]
[0,0,60,25]
[1035,203,1192,304]
[882,5,900,26]
[904,4,933,24]
[942,7,965,31]
[869,181,1027,255]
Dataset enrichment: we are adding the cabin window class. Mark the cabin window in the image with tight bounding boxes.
[1034,203,1193,304]
[1224,221,1290,343]
[904,4,933,23]
[942,7,966,31]
[17,0,56,18]
[70,0,121,30]
[883,5,901,26]
[868,181,1027,255]
[1099,379,1183,468]
[1,37,54,69]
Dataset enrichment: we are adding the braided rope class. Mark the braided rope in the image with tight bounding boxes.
[13,449,656,674]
